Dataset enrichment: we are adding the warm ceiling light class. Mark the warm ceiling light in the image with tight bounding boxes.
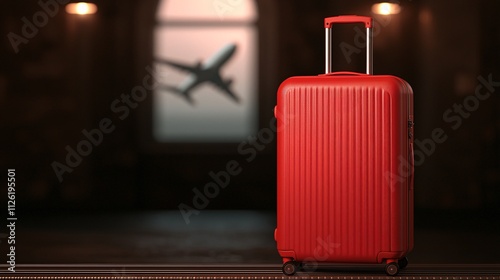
[372,2,401,15]
[66,2,98,15]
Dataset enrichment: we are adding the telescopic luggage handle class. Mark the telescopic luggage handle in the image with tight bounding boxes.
[324,15,374,75]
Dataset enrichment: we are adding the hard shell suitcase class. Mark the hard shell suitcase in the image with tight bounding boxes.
[275,15,414,276]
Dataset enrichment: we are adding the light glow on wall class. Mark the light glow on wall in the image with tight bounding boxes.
[66,2,98,15]
[372,2,401,15]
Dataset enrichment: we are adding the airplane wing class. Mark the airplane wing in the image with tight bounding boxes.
[157,83,196,105]
[155,58,200,73]
[177,74,200,95]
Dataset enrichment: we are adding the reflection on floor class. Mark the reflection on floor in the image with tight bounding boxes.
[10,210,500,265]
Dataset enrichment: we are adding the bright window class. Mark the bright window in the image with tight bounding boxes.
[153,0,258,143]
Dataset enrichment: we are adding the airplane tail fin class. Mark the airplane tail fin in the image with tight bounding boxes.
[223,79,240,103]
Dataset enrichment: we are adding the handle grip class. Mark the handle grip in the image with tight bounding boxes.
[324,15,374,75]
[324,15,373,28]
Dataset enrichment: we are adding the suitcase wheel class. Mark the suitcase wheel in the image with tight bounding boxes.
[398,257,409,269]
[385,262,400,276]
[282,261,300,276]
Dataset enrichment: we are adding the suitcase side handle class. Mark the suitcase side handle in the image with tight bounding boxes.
[324,15,374,75]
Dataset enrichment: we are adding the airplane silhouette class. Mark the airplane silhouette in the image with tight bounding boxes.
[156,43,239,105]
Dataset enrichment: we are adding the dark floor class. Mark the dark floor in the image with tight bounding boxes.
[4,210,500,265]
[2,263,500,279]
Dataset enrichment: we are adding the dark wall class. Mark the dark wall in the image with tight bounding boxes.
[1,0,499,217]
[414,0,500,212]
[1,0,140,211]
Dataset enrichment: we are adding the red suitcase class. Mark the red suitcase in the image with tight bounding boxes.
[275,15,414,276]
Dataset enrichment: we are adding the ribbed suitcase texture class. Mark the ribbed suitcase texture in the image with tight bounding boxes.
[275,75,414,274]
